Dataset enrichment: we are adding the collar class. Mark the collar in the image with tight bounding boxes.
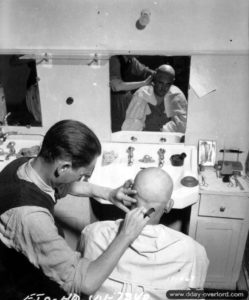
[115,219,181,252]
[17,158,56,202]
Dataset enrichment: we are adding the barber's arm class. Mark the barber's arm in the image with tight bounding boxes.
[110,56,153,92]
[81,207,149,295]
[121,92,148,131]
[130,57,155,78]
[69,180,136,213]
[23,207,150,296]
[110,76,153,92]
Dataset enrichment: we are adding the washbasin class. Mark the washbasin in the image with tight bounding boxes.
[90,142,199,209]
[111,131,184,144]
[0,136,198,209]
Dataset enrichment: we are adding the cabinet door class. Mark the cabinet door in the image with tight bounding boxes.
[196,218,242,289]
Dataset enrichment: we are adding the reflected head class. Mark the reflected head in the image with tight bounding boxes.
[39,119,101,168]
[156,65,175,80]
[154,65,175,97]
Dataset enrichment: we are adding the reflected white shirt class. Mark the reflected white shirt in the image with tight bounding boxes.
[122,85,187,133]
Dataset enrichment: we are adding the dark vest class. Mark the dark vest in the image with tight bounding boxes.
[144,102,169,132]
[0,157,67,300]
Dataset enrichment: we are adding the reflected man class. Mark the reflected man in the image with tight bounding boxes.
[122,65,187,132]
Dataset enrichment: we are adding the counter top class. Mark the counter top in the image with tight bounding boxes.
[199,167,249,196]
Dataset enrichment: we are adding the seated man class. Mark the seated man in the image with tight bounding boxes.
[80,168,209,300]
[122,65,187,133]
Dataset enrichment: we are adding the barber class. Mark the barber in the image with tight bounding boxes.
[0,119,150,299]
[110,55,155,132]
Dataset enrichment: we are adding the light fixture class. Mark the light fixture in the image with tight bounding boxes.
[136,9,151,30]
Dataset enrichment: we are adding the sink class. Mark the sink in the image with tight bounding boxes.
[111,131,184,144]
[0,136,199,209]
[90,142,199,209]
[0,134,43,169]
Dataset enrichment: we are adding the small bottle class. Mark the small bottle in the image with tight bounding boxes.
[217,163,222,178]
[199,164,205,172]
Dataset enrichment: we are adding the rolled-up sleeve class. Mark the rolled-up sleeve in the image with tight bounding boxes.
[17,209,90,295]
[121,93,149,131]
[130,57,155,79]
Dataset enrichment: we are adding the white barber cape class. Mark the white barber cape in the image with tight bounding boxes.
[80,220,209,300]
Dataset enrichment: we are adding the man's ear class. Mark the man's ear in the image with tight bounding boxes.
[54,161,72,177]
[164,199,174,214]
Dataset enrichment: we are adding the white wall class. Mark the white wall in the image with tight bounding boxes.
[1,0,249,158]
[38,62,111,140]
[186,55,249,165]
[0,0,248,54]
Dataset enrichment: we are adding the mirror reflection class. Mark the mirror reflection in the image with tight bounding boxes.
[0,55,42,127]
[110,55,191,133]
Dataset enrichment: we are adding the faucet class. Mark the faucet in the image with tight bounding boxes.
[5,141,16,160]
[0,129,18,145]
[3,112,11,126]
[0,128,7,145]
[0,113,18,145]
[158,148,166,168]
[127,146,135,166]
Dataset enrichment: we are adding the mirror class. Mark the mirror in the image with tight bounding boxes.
[110,55,191,133]
[0,55,42,127]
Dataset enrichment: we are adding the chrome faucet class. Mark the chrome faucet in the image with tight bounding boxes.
[3,112,11,126]
[127,146,135,166]
[158,148,166,168]
[0,112,18,145]
[5,141,16,160]
[0,129,18,145]
[0,128,7,144]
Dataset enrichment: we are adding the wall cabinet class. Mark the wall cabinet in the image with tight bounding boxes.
[189,171,249,289]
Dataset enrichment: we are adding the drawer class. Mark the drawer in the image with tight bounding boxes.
[199,194,248,219]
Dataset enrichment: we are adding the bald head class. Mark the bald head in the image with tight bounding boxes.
[154,65,175,97]
[156,65,175,81]
[134,167,173,209]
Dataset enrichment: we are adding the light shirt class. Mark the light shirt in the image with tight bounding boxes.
[122,85,187,133]
[81,220,209,300]
[17,158,56,202]
[0,160,90,295]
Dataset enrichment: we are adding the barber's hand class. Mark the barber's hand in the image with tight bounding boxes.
[119,207,150,243]
[108,180,137,213]
[143,75,153,86]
